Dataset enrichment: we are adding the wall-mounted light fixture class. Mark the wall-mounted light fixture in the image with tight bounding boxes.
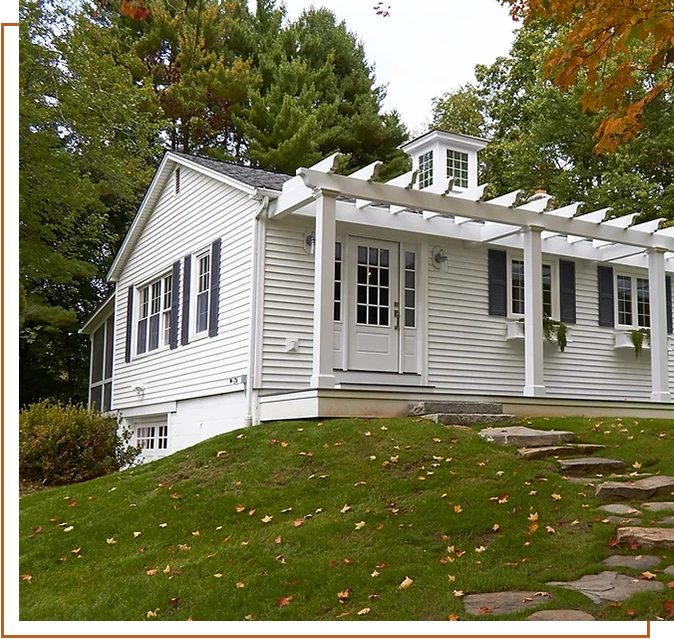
[304,230,316,255]
[432,247,448,268]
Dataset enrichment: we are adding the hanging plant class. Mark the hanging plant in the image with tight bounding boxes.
[629,328,650,358]
[518,315,569,352]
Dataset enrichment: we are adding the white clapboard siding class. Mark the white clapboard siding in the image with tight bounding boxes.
[427,241,525,394]
[113,167,255,409]
[427,240,672,400]
[261,222,314,388]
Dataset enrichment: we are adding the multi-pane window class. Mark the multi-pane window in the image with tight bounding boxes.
[446,150,469,189]
[356,246,390,326]
[511,260,553,316]
[137,275,172,355]
[136,424,169,451]
[90,314,114,412]
[334,242,342,321]
[418,151,433,189]
[404,251,416,328]
[617,275,650,328]
[196,253,211,333]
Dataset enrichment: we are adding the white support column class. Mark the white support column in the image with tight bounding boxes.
[647,248,671,402]
[310,190,337,389]
[523,225,546,397]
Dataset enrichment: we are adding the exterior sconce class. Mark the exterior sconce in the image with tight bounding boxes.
[432,247,448,268]
[304,230,316,255]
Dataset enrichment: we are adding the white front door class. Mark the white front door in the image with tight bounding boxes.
[347,238,400,372]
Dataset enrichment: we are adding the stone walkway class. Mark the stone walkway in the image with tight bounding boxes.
[465,425,674,620]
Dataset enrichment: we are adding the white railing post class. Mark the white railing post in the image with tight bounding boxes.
[523,225,546,397]
[648,248,671,402]
[310,190,337,388]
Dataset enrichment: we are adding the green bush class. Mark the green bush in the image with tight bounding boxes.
[19,401,140,486]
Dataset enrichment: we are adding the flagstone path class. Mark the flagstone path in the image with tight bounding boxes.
[460,423,673,620]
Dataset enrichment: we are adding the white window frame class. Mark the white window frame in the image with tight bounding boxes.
[191,249,211,338]
[135,273,173,357]
[615,272,650,329]
[418,151,433,189]
[135,423,169,453]
[508,256,559,320]
[446,149,469,189]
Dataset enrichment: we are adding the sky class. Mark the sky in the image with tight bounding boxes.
[271,0,519,134]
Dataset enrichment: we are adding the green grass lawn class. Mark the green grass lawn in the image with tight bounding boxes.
[19,415,674,621]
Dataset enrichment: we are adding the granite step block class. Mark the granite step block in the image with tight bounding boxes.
[558,457,625,476]
[426,413,517,427]
[518,444,605,460]
[595,476,674,501]
[479,426,576,447]
[408,401,503,416]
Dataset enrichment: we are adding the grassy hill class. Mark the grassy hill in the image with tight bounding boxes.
[19,415,674,621]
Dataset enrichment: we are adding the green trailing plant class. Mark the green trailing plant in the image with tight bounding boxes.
[518,315,568,352]
[629,328,651,358]
[19,401,140,487]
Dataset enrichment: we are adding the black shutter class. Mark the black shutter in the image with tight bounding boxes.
[597,265,614,327]
[124,286,133,363]
[169,261,180,349]
[559,260,576,324]
[208,238,222,337]
[667,275,672,335]
[181,255,191,345]
[488,249,507,316]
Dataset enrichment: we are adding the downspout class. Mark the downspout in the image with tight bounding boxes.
[244,194,269,427]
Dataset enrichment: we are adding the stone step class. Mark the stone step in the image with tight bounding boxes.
[598,504,642,516]
[479,426,576,447]
[526,610,595,621]
[426,413,517,427]
[616,526,674,549]
[641,501,674,512]
[602,555,662,570]
[595,476,674,501]
[518,443,606,460]
[558,457,625,476]
[408,401,503,416]
[547,571,663,604]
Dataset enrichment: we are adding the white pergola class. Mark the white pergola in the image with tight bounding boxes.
[266,154,674,403]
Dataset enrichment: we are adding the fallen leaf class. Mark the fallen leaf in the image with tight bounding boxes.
[642,571,657,580]
[399,576,414,589]
[261,515,273,524]
[632,461,642,469]
[626,608,636,617]
[498,493,509,504]
[663,600,674,618]
[551,493,562,501]
[159,522,168,528]
[340,504,351,514]
[292,520,303,528]
[248,509,256,516]
[178,544,190,551]
[668,581,674,589]
[357,607,371,616]
[236,505,245,513]
[337,587,352,600]
[609,537,619,547]
[492,523,500,531]
[281,442,288,448]
[214,573,223,578]
[480,606,491,614]
[453,505,462,513]
[146,609,158,618]
[21,574,32,582]
[371,570,380,577]
[63,526,74,533]
[344,557,354,564]
[236,581,245,589]
[147,568,158,576]
[192,530,200,536]
[216,450,226,457]
[453,590,464,597]
[545,525,555,534]
[475,546,487,553]
[106,537,117,545]
[448,574,456,581]
[355,521,366,530]
[163,564,171,574]
[448,613,460,621]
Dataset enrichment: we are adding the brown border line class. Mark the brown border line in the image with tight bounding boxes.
[1,21,15,639]
[0,19,652,639]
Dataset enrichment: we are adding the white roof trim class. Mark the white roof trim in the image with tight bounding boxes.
[80,293,115,335]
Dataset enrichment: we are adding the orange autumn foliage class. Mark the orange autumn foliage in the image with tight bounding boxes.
[502,0,674,153]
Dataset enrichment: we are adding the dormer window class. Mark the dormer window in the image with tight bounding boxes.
[418,151,433,189]
[446,150,469,189]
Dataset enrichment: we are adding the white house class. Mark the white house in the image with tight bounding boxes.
[81,130,674,459]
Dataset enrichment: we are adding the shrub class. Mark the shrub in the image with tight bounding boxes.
[19,401,140,486]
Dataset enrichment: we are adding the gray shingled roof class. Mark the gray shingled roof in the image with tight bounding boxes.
[172,152,291,191]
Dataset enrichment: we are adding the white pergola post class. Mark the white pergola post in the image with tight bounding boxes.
[523,225,546,397]
[310,190,337,389]
[648,248,671,402]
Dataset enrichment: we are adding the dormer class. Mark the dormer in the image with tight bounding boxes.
[401,129,488,193]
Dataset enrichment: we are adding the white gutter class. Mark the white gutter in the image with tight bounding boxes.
[244,194,269,426]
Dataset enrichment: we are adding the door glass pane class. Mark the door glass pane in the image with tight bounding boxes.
[355,244,391,326]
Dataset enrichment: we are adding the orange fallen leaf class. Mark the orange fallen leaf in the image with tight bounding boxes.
[147,609,159,618]
[236,505,245,513]
[551,493,562,501]
[626,608,636,617]
[293,520,303,528]
[453,590,464,597]
[163,564,171,574]
[337,588,352,601]
[168,596,180,607]
[480,606,491,614]
[641,571,656,580]
[236,582,245,589]
[261,515,273,524]
[448,613,460,621]
[146,569,157,575]
[275,536,283,544]
[21,574,32,582]
[453,505,462,513]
